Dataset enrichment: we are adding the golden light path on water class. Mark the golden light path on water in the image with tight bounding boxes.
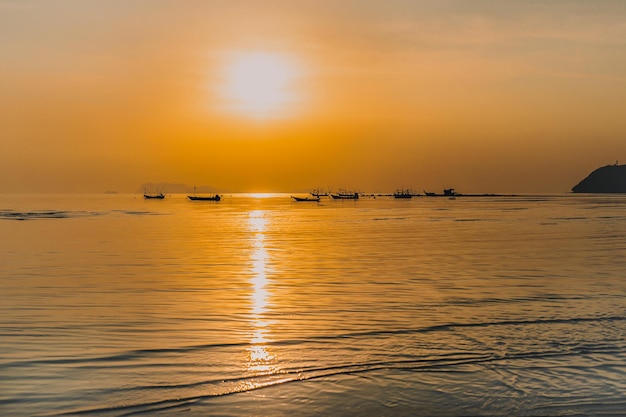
[246,210,276,375]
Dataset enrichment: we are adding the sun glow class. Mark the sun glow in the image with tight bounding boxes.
[219,51,302,119]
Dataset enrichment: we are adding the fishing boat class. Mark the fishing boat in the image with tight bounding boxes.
[292,196,321,202]
[143,188,165,199]
[310,188,329,198]
[188,195,221,201]
[330,191,359,200]
[393,189,413,199]
[187,186,221,201]
[423,188,459,197]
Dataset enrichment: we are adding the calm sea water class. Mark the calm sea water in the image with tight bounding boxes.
[1,193,625,416]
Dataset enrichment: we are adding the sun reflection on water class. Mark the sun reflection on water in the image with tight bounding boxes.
[247,210,276,374]
[251,235,268,315]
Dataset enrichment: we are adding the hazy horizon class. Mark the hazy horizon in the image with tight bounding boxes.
[2,0,626,194]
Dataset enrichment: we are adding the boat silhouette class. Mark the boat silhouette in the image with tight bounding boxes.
[187,195,221,201]
[292,196,321,202]
[187,186,221,201]
[330,191,359,200]
[393,188,413,199]
[143,188,165,199]
[310,188,329,198]
[423,188,459,197]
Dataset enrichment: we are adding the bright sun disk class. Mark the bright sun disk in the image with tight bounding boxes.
[219,51,301,119]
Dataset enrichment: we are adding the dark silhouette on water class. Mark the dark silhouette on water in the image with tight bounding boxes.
[310,188,329,198]
[422,189,511,197]
[143,188,165,199]
[330,190,359,200]
[291,196,321,202]
[188,195,221,201]
[572,163,626,193]
[187,186,221,201]
[423,188,459,197]
[393,188,413,198]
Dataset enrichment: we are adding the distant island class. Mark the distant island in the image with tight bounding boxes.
[572,163,626,193]
[137,183,217,194]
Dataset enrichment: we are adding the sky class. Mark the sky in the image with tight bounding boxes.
[1,0,626,193]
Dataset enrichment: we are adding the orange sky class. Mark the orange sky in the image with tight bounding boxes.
[1,0,626,193]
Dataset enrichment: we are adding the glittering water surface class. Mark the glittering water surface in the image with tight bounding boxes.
[1,193,625,416]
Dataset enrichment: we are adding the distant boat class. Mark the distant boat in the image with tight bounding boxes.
[423,188,459,197]
[393,189,413,199]
[330,191,359,200]
[143,188,165,199]
[188,195,221,201]
[292,196,321,202]
[187,186,220,201]
[310,188,329,198]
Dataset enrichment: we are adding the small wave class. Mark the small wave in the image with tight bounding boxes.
[47,353,493,416]
[0,209,165,220]
[0,210,101,220]
[532,398,626,416]
[515,198,551,202]
[593,215,626,223]
[112,210,164,216]
[0,210,69,220]
[334,315,626,340]
[48,343,626,417]
[437,294,584,307]
[2,341,251,368]
[12,316,624,370]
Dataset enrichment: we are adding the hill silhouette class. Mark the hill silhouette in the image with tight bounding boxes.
[572,164,626,193]
[137,183,217,194]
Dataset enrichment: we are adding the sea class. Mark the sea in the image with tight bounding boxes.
[1,193,625,416]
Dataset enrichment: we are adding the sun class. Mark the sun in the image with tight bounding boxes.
[218,51,302,119]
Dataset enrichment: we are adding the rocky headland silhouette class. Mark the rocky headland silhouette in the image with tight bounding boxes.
[572,163,626,193]
[137,183,217,194]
